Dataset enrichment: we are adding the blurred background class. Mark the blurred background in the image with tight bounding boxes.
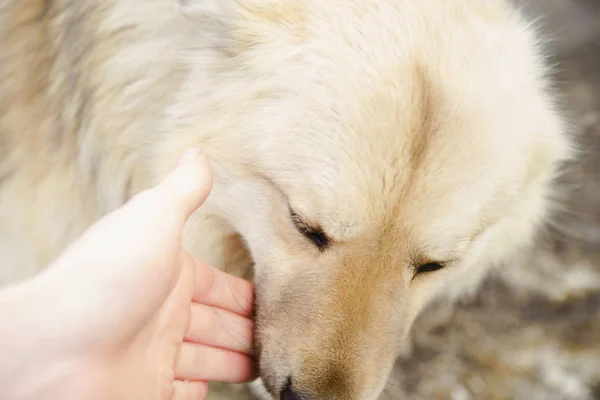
[211,1,600,399]
[386,1,600,399]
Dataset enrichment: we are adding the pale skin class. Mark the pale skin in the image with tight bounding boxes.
[0,148,255,400]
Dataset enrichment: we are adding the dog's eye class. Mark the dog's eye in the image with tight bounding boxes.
[289,208,329,251]
[301,228,329,251]
[416,262,444,274]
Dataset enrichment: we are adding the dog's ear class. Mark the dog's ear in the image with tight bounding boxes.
[177,0,306,55]
[177,0,234,20]
[176,0,240,57]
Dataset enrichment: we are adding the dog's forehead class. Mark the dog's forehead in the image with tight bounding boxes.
[264,66,529,250]
[270,114,523,256]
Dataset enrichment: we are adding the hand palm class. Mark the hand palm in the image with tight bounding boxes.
[9,150,255,400]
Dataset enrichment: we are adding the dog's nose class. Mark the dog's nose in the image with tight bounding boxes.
[280,377,305,400]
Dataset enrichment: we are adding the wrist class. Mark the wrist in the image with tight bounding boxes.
[0,278,93,400]
[3,357,102,400]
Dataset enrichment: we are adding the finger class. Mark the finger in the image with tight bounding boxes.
[175,342,255,383]
[193,257,254,317]
[155,148,213,222]
[64,147,213,260]
[185,302,254,355]
[171,380,209,400]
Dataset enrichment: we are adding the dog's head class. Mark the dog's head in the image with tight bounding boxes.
[168,0,572,398]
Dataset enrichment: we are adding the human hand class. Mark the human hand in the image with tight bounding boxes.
[0,148,255,400]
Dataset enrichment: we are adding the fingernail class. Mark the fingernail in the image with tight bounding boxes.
[176,147,203,166]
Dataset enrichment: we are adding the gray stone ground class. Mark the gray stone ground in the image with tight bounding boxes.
[211,1,600,399]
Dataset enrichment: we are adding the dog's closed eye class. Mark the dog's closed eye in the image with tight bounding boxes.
[415,262,445,274]
[289,207,330,251]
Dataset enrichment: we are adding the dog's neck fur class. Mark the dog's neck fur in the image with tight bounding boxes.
[0,1,241,278]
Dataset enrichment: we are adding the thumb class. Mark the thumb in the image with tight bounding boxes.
[34,149,213,341]
[156,148,213,220]
[60,147,213,265]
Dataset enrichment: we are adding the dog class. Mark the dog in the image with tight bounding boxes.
[0,0,573,398]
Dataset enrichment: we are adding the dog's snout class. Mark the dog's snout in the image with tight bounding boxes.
[280,377,305,400]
